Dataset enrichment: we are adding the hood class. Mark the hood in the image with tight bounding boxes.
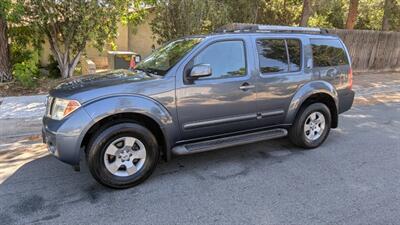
[49,69,159,101]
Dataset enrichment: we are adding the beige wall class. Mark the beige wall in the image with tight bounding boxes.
[128,12,159,58]
[39,12,158,69]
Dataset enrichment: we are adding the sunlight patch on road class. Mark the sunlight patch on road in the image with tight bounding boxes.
[0,136,48,184]
[354,91,400,106]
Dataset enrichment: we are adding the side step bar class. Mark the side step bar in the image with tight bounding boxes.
[172,128,288,155]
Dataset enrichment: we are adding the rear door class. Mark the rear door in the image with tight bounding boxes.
[252,36,308,127]
[175,37,259,140]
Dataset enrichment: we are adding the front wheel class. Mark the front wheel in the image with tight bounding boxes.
[289,103,332,149]
[87,123,159,189]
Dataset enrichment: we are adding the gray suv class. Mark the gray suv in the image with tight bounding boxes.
[42,25,354,188]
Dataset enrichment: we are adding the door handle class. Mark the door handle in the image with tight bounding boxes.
[239,83,255,91]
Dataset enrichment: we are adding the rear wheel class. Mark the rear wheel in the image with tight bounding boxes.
[289,103,332,149]
[87,123,159,189]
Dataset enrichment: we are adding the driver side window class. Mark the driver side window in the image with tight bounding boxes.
[193,41,246,80]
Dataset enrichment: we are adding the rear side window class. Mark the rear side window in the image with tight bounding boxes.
[257,38,301,74]
[311,39,349,67]
[257,39,288,73]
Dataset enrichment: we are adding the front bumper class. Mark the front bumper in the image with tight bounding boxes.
[42,108,93,165]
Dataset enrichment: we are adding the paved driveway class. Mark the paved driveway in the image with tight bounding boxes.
[0,102,399,225]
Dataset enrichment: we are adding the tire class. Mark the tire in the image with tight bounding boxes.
[289,103,332,149]
[87,123,159,189]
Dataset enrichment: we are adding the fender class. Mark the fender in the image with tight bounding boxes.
[284,80,338,124]
[79,94,178,159]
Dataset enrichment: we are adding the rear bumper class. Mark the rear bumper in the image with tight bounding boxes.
[42,108,93,165]
[338,89,355,114]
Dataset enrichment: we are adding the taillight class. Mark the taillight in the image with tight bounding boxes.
[348,68,353,89]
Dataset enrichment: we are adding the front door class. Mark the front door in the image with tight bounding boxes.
[176,39,258,140]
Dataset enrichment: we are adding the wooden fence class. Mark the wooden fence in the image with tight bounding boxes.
[329,29,400,72]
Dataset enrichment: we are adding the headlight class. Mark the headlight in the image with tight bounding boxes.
[51,98,81,120]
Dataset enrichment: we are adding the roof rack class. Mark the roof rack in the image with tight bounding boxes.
[215,23,329,34]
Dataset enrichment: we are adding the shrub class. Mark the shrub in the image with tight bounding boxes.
[47,56,61,78]
[12,52,39,87]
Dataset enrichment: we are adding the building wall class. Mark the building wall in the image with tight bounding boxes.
[39,12,157,69]
[128,12,159,59]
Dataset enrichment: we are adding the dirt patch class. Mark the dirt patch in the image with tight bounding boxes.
[353,71,400,88]
[354,91,400,106]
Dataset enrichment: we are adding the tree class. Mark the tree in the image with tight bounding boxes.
[26,0,150,78]
[354,0,383,30]
[0,0,24,82]
[151,0,230,44]
[220,0,263,24]
[255,0,303,26]
[382,0,394,31]
[0,10,11,82]
[300,0,313,26]
[346,0,359,29]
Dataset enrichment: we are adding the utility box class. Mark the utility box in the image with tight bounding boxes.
[107,51,141,70]
[81,58,96,75]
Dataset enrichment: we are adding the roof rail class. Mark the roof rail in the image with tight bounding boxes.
[215,23,329,34]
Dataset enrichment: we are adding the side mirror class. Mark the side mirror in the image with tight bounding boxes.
[189,64,212,79]
[134,55,141,63]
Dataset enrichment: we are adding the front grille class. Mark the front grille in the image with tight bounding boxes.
[46,96,55,117]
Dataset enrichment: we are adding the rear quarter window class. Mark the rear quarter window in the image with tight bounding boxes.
[311,39,349,67]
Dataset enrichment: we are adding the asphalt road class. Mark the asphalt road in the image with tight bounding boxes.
[1,102,400,225]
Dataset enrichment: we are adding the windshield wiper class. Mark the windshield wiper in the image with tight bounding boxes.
[136,68,163,77]
[135,68,155,77]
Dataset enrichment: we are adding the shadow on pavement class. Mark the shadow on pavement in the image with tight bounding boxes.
[0,137,302,224]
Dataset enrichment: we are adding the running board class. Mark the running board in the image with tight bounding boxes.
[172,128,287,155]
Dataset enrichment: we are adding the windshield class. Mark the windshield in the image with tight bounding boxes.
[136,37,203,76]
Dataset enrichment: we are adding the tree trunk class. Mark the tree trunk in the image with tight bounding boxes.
[0,15,12,82]
[300,0,313,26]
[58,52,82,78]
[345,0,359,29]
[60,64,69,79]
[59,63,74,78]
[47,32,83,79]
[382,0,394,31]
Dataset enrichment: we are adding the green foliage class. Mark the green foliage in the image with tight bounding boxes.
[12,51,39,87]
[47,56,61,78]
[220,0,265,24]
[256,0,303,25]
[356,0,385,30]
[0,0,24,22]
[308,0,400,31]
[309,0,347,28]
[151,0,400,44]
[26,0,152,78]
[10,46,32,65]
[151,0,230,44]
[9,25,43,66]
[150,0,309,43]
[1,0,43,84]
